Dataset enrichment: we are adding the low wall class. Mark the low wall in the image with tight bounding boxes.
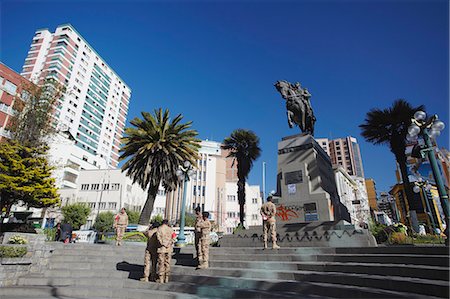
[0,233,54,287]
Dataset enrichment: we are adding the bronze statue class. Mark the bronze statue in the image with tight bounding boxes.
[274,80,316,135]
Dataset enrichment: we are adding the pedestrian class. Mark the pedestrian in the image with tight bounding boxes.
[140,221,160,282]
[260,195,280,249]
[196,211,211,269]
[60,222,73,244]
[55,223,62,242]
[194,206,202,262]
[156,219,174,283]
[114,207,128,246]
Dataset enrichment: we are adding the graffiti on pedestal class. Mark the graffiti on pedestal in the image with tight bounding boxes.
[276,204,300,221]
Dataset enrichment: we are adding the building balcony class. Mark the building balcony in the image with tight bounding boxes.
[62,180,77,189]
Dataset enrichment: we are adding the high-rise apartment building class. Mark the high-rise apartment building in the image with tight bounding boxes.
[316,136,365,178]
[0,63,32,141]
[21,24,131,171]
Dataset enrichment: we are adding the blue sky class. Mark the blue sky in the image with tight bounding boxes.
[1,0,448,195]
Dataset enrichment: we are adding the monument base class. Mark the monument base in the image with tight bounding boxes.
[218,221,377,247]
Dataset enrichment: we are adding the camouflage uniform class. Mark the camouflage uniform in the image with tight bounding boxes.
[194,212,202,260]
[141,227,158,282]
[156,224,174,283]
[197,218,211,269]
[260,201,280,249]
[114,212,128,246]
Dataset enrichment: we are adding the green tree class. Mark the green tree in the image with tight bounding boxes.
[120,108,200,225]
[0,141,59,216]
[222,129,261,227]
[360,99,424,223]
[61,203,91,230]
[93,211,114,232]
[8,78,65,148]
[127,210,140,224]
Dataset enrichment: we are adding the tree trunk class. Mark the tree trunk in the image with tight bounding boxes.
[395,151,415,226]
[237,179,246,227]
[138,182,160,225]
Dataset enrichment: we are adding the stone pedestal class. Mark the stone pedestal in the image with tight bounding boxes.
[218,134,376,248]
[274,133,350,223]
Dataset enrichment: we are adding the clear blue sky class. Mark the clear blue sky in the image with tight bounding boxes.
[1,0,448,195]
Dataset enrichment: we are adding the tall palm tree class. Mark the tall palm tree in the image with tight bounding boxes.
[120,108,200,225]
[222,129,261,228]
[360,99,424,222]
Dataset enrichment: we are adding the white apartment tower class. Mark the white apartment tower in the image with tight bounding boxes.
[21,24,131,177]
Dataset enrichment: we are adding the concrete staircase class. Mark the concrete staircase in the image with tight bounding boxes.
[0,243,448,299]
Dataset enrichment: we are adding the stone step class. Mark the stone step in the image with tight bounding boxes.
[169,266,449,298]
[170,273,443,299]
[45,258,448,281]
[48,250,449,268]
[33,262,449,297]
[14,277,323,299]
[16,271,442,299]
[47,244,449,256]
[0,285,198,299]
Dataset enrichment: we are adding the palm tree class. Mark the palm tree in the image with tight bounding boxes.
[120,108,200,225]
[360,99,424,222]
[222,129,261,228]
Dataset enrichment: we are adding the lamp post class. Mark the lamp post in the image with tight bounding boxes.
[407,111,448,244]
[175,161,195,247]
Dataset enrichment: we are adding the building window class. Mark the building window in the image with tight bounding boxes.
[111,183,120,190]
[91,184,100,190]
[252,214,258,220]
[4,80,17,94]
[102,183,109,190]
[202,186,205,196]
[81,184,89,190]
[82,156,88,162]
[203,171,206,181]
[193,185,196,196]
[98,202,106,210]
[88,202,96,209]
[108,202,117,210]
[252,198,258,204]
[227,195,236,202]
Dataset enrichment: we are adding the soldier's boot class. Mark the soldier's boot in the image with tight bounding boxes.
[140,277,148,282]
[272,242,280,250]
[263,240,268,249]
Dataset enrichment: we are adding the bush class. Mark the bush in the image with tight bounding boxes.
[388,232,408,244]
[150,214,163,224]
[8,235,28,244]
[0,246,27,258]
[43,228,56,241]
[61,203,91,230]
[233,223,245,234]
[127,210,140,224]
[122,231,147,242]
[93,211,114,233]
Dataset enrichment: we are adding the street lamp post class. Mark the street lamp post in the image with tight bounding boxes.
[175,161,195,247]
[407,111,448,244]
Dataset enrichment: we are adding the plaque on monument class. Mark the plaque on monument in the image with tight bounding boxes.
[285,170,303,185]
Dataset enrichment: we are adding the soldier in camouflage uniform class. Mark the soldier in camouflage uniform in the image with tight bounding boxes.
[260,196,280,249]
[156,219,174,283]
[140,222,160,282]
[113,208,128,246]
[196,212,211,269]
[194,206,202,262]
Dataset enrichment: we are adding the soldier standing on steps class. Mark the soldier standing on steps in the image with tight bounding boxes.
[140,221,160,282]
[113,207,128,246]
[194,206,202,263]
[156,219,174,283]
[260,196,280,250]
[196,212,211,269]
